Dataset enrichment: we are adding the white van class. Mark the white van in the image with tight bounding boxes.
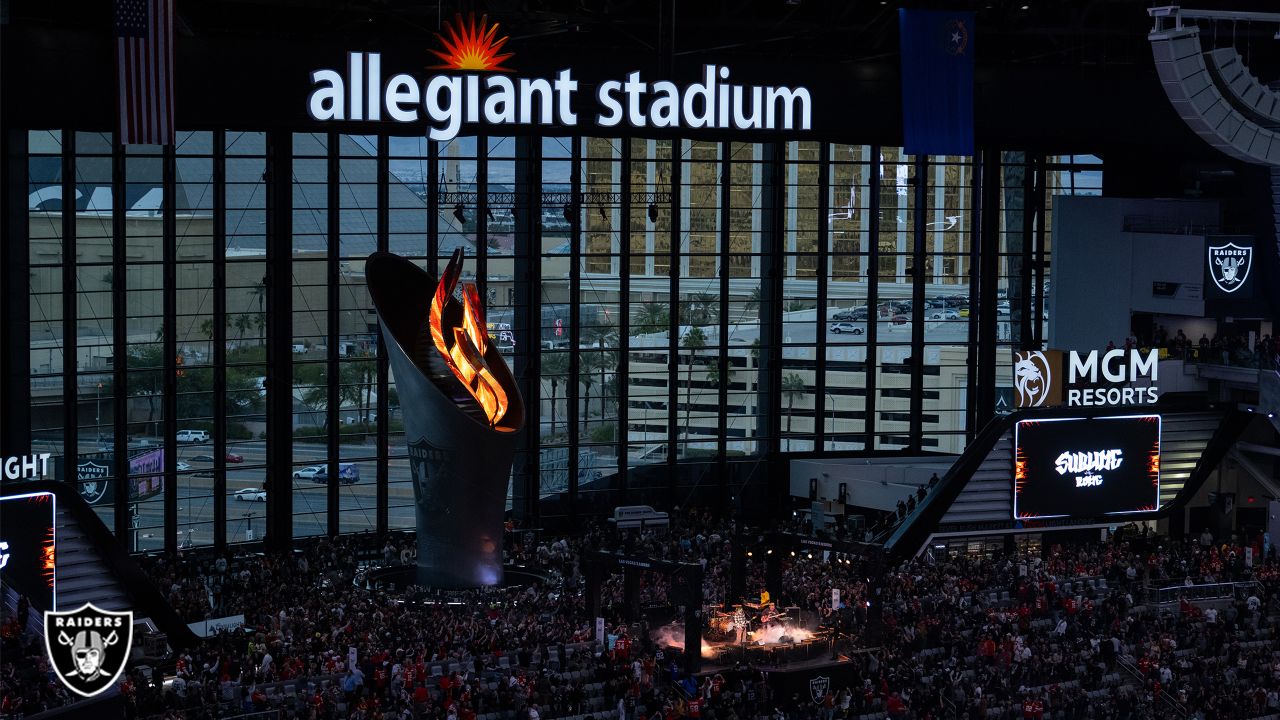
[291,344,307,354]
[176,430,210,443]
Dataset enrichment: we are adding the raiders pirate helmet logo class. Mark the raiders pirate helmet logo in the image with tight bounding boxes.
[44,603,134,697]
[1208,242,1252,294]
[809,675,830,703]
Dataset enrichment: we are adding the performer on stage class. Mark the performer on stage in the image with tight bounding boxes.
[758,602,781,629]
[729,604,749,644]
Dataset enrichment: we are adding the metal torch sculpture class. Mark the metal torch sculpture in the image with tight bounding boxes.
[366,248,524,588]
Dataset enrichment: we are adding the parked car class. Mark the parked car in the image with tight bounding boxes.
[291,344,307,353]
[190,454,215,463]
[829,322,865,335]
[176,461,191,472]
[928,309,960,320]
[293,465,324,480]
[225,452,244,463]
[176,429,209,443]
[314,463,360,485]
[234,488,266,502]
[832,307,868,322]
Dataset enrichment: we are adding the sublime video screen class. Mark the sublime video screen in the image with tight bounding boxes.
[1014,415,1161,520]
[0,491,56,615]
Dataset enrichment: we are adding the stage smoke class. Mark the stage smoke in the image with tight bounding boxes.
[750,623,814,646]
[652,623,716,658]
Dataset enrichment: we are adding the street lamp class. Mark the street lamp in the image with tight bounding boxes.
[96,382,103,442]
[824,391,837,452]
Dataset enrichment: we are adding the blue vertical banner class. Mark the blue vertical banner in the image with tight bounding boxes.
[899,9,975,156]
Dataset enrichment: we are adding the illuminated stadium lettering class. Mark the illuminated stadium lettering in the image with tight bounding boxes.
[306,55,812,141]
[2,454,52,481]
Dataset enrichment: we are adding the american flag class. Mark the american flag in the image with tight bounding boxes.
[115,0,174,146]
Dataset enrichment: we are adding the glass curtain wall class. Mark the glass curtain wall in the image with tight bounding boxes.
[16,129,1102,545]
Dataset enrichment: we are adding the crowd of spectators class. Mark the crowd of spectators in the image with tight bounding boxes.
[3,513,1280,720]
[1122,325,1277,369]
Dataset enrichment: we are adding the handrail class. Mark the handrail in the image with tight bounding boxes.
[1082,619,1188,720]
[1115,652,1189,719]
[1144,579,1263,605]
[0,478,199,648]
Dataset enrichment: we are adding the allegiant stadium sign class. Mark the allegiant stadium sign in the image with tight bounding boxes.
[306,54,812,141]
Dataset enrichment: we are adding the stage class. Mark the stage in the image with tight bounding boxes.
[694,653,871,705]
[697,634,841,669]
[654,618,875,703]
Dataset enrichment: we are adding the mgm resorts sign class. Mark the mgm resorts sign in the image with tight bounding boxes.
[1013,349,1159,409]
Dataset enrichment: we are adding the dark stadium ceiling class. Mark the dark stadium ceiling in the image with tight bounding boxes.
[11,0,1280,73]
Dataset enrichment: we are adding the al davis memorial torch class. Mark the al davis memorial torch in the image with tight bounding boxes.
[366,248,525,588]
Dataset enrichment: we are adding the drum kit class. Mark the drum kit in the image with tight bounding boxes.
[706,601,795,642]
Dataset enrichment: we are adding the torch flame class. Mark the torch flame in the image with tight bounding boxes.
[429,249,511,428]
[43,527,55,589]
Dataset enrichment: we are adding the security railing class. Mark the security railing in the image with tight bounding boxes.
[1144,579,1262,606]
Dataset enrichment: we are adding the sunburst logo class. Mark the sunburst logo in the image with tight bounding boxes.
[431,12,514,72]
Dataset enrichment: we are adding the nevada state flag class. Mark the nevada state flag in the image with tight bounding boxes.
[899,9,976,156]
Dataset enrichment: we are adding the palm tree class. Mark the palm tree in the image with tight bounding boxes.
[681,327,707,435]
[199,318,216,341]
[684,293,720,326]
[583,322,618,422]
[631,302,670,337]
[579,361,597,434]
[705,359,736,389]
[541,352,569,437]
[248,279,266,313]
[583,322,618,350]
[781,372,807,452]
[233,314,253,343]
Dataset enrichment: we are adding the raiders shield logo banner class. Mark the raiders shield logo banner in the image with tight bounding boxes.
[77,461,110,505]
[44,603,133,697]
[407,437,456,517]
[1208,241,1252,294]
[809,675,830,703]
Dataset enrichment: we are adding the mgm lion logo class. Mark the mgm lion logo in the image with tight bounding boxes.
[1012,351,1059,408]
[44,604,133,697]
[1208,242,1252,294]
